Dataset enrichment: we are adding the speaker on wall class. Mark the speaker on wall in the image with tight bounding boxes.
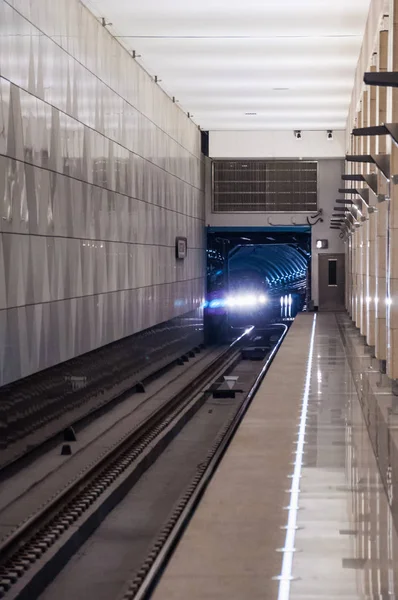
[176,237,188,259]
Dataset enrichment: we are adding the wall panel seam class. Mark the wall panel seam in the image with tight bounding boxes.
[0,76,204,194]
[0,152,205,223]
[0,231,204,248]
[0,276,206,312]
[2,1,203,164]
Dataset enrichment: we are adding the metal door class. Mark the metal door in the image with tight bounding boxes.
[318,253,345,310]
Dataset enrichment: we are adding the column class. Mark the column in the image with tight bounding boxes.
[375,28,389,365]
[388,2,398,382]
[367,61,378,349]
[351,127,358,323]
[353,126,360,324]
[346,233,352,314]
[360,92,370,339]
[355,109,363,331]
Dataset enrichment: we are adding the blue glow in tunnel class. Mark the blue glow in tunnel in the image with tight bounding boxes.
[228,244,308,293]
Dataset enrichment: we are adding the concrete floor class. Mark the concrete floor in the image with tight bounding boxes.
[151,313,398,600]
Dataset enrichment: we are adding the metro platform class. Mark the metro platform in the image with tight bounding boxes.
[151,313,398,600]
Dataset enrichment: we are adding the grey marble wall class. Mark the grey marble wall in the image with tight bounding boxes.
[0,0,205,386]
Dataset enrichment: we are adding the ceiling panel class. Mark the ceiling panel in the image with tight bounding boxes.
[82,0,372,131]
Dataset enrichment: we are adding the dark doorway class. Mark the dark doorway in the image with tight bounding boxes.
[318,253,345,310]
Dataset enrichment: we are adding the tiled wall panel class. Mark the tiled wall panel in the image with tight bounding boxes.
[0,0,205,386]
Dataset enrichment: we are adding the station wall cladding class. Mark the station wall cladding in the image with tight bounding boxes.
[0,0,205,386]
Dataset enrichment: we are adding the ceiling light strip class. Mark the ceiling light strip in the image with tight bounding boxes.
[277,313,317,600]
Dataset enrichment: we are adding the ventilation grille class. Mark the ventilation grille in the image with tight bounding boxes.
[213,160,318,212]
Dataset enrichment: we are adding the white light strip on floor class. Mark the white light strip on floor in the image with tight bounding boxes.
[277,313,317,600]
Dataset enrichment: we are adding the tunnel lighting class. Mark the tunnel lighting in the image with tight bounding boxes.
[277,314,317,600]
[279,294,292,307]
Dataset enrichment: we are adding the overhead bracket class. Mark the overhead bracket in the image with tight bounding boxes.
[345,154,374,163]
[352,122,398,146]
[385,123,398,145]
[363,173,378,194]
[372,154,390,180]
[341,173,377,194]
[345,154,390,180]
[364,71,398,88]
[346,216,361,228]
[357,188,370,207]
[338,188,360,195]
[352,125,388,137]
[342,174,365,182]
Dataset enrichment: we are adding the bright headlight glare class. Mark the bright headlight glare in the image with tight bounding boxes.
[243,295,256,306]
[226,293,268,308]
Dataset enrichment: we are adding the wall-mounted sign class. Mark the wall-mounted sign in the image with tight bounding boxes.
[316,239,328,249]
[176,237,188,259]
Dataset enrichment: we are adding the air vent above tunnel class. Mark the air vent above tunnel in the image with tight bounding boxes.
[212,160,318,213]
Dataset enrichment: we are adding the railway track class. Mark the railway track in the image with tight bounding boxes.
[0,335,205,471]
[0,325,288,600]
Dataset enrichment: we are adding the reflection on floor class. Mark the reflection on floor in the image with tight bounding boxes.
[290,314,398,599]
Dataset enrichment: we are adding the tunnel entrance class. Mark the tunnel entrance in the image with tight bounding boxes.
[205,227,311,342]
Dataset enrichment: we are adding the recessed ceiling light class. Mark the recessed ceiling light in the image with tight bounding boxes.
[272,88,290,91]
[245,112,257,115]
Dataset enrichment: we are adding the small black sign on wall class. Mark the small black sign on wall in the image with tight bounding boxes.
[176,237,187,259]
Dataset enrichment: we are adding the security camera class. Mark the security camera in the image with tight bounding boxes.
[294,130,302,140]
[327,130,333,140]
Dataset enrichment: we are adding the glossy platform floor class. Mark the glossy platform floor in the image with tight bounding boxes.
[150,313,398,600]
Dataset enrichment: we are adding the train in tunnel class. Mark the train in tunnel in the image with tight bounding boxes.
[205,229,311,340]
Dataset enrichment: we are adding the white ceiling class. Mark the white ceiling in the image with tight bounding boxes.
[82,0,372,131]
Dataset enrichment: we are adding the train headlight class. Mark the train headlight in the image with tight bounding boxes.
[225,297,236,307]
[240,294,257,307]
[226,294,268,309]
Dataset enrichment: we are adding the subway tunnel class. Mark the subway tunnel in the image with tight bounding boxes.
[205,228,311,336]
